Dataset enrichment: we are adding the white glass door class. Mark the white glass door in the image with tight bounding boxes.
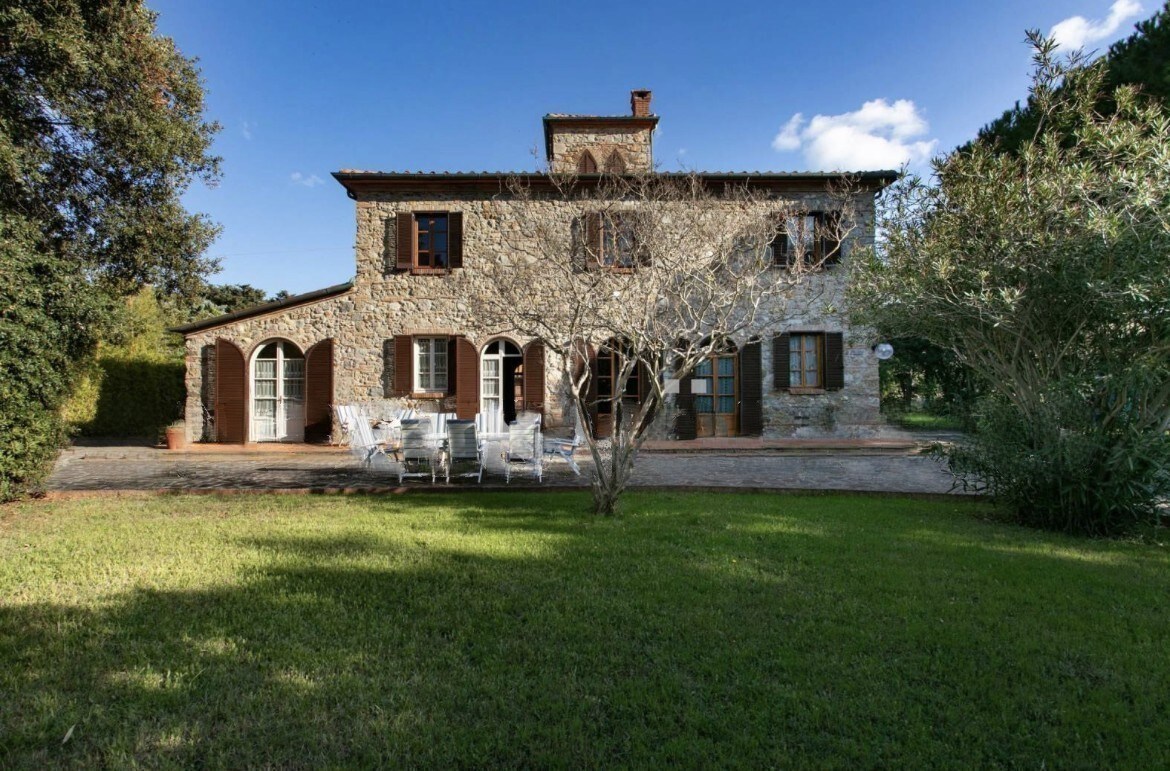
[252,341,305,442]
[480,339,522,428]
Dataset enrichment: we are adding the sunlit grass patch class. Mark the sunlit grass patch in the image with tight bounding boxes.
[1,492,1167,767]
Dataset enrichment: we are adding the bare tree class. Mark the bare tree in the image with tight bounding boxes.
[467,171,858,515]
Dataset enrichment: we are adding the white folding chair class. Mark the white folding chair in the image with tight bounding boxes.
[335,405,403,482]
[504,419,543,483]
[444,419,484,483]
[399,418,437,483]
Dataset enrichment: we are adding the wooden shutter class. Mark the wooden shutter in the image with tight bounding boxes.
[214,338,246,444]
[454,336,479,419]
[523,341,545,421]
[604,150,626,174]
[396,212,415,271]
[393,335,412,395]
[578,150,598,174]
[773,333,790,391]
[825,332,845,390]
[585,212,602,269]
[674,363,696,440]
[304,338,334,443]
[448,212,463,269]
[822,212,842,267]
[739,339,763,436]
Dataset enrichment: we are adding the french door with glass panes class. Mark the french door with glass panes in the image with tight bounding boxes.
[693,354,737,437]
[252,341,305,442]
[480,339,522,426]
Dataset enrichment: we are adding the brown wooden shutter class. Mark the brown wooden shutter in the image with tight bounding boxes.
[673,360,696,440]
[585,213,602,269]
[304,338,334,443]
[578,151,598,174]
[396,212,415,271]
[773,333,791,391]
[214,338,246,444]
[589,346,608,438]
[523,341,545,421]
[454,336,479,419]
[822,212,842,267]
[448,212,463,269]
[393,335,412,395]
[739,339,763,436]
[825,332,845,390]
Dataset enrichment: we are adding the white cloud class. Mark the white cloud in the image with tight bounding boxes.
[290,171,324,188]
[241,121,254,140]
[772,113,804,151]
[771,99,936,171]
[1051,0,1142,50]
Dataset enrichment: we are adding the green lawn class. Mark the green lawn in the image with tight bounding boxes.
[2,492,1168,767]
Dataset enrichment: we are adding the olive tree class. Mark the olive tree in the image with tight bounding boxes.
[467,171,857,515]
[849,34,1170,534]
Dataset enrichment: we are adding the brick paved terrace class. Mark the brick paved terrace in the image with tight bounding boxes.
[45,433,969,497]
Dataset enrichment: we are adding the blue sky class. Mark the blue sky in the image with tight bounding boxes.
[150,0,1153,295]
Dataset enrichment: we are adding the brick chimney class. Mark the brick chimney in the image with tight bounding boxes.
[630,89,652,117]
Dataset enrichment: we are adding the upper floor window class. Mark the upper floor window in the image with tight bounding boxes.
[604,150,627,174]
[577,151,598,174]
[601,214,637,270]
[416,213,448,269]
[393,211,463,273]
[581,212,641,271]
[771,211,841,268]
[414,336,449,393]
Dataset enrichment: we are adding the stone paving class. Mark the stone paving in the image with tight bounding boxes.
[45,441,966,496]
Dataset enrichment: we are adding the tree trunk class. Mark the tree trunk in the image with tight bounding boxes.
[573,380,655,516]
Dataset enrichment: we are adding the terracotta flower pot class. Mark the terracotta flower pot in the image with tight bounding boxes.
[165,425,187,451]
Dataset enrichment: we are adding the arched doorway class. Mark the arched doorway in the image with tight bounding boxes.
[693,340,738,437]
[250,340,305,442]
[480,338,523,424]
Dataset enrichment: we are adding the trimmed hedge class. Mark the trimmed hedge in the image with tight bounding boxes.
[76,357,185,438]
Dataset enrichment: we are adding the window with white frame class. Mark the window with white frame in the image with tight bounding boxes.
[414,336,448,392]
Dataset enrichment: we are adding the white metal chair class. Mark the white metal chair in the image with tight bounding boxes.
[399,418,438,483]
[476,409,506,438]
[503,418,543,483]
[543,432,582,476]
[433,411,457,437]
[444,419,484,483]
[335,405,403,482]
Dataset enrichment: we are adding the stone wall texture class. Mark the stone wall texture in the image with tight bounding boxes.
[182,186,883,443]
[549,125,654,174]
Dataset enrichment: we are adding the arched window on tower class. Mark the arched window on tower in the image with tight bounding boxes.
[577,150,598,174]
[604,150,627,174]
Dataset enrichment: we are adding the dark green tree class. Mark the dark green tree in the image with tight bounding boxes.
[0,0,220,498]
[976,2,1169,153]
[199,283,269,315]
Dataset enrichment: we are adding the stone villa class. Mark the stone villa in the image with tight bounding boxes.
[174,90,895,445]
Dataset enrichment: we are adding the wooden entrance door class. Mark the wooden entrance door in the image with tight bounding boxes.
[694,354,737,437]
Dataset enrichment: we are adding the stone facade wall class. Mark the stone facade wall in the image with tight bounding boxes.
[549,125,654,173]
[182,187,883,442]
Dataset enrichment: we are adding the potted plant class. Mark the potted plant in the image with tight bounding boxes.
[164,419,187,451]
